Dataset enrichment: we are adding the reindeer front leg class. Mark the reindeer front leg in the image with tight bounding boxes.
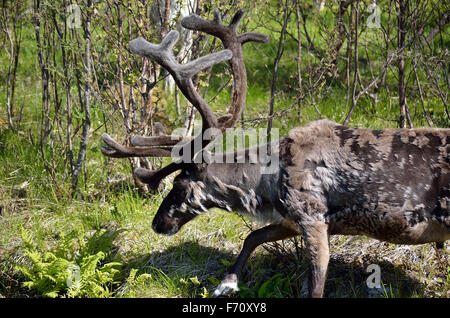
[300,221,330,298]
[213,224,298,297]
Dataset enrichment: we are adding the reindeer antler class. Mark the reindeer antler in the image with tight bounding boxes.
[101,29,230,159]
[129,30,232,133]
[101,9,269,190]
[182,9,269,128]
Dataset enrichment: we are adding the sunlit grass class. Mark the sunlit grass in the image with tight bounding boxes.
[0,2,448,299]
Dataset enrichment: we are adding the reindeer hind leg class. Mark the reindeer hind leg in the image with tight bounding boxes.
[300,221,330,298]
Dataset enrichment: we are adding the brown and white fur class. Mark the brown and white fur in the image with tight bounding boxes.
[148,120,450,297]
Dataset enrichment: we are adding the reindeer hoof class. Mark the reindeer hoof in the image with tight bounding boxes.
[213,274,239,297]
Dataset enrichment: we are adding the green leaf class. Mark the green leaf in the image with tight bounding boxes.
[189,276,201,285]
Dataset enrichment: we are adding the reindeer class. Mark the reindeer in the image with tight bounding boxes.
[101,9,450,298]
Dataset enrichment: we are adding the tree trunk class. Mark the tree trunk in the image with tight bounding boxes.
[331,0,354,78]
[72,0,92,195]
[343,0,360,126]
[397,0,412,128]
[345,2,355,104]
[267,0,290,142]
[295,0,303,118]
[33,0,51,142]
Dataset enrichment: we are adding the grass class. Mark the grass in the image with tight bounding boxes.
[2,80,448,297]
[1,139,448,298]
[0,3,449,299]
[0,127,253,298]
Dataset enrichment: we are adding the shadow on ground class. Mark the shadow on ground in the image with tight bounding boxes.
[124,240,426,298]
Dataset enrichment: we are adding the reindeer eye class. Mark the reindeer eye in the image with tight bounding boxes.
[173,181,184,190]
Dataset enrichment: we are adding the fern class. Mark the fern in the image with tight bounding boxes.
[16,249,74,298]
[68,251,122,298]
[17,228,123,298]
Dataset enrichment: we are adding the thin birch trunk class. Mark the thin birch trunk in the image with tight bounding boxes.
[295,0,303,118]
[72,0,92,194]
[267,0,290,143]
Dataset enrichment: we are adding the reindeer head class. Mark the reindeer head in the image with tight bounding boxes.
[101,9,269,235]
[150,159,269,235]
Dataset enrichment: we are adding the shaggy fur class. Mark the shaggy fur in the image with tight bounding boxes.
[148,120,450,297]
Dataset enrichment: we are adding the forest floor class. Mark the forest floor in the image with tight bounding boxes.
[0,2,449,298]
[0,118,449,298]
